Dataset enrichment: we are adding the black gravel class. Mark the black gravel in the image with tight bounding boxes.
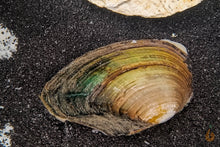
[0,0,219,146]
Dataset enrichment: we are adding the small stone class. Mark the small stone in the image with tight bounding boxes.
[0,123,14,147]
[144,140,150,145]
[15,87,22,90]
[171,33,178,38]
[92,129,99,133]
[0,24,18,60]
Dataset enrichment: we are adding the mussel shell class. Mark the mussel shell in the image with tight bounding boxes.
[88,0,203,18]
[40,39,192,136]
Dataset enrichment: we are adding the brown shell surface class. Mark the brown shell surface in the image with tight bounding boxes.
[40,39,192,136]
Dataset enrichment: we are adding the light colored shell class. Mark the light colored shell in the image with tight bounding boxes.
[88,0,203,18]
[40,39,192,136]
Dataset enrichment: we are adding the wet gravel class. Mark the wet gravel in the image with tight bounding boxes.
[0,0,219,146]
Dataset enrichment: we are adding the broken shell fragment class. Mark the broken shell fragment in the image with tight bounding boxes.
[88,0,203,18]
[40,39,192,136]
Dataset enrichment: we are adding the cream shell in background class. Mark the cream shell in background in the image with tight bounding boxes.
[88,0,203,18]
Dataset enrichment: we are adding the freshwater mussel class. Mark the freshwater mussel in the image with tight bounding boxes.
[40,39,192,136]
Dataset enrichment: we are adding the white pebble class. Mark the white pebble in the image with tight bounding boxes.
[144,140,150,145]
[0,123,14,147]
[0,24,18,60]
[92,129,99,133]
[171,33,178,38]
[15,87,22,90]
